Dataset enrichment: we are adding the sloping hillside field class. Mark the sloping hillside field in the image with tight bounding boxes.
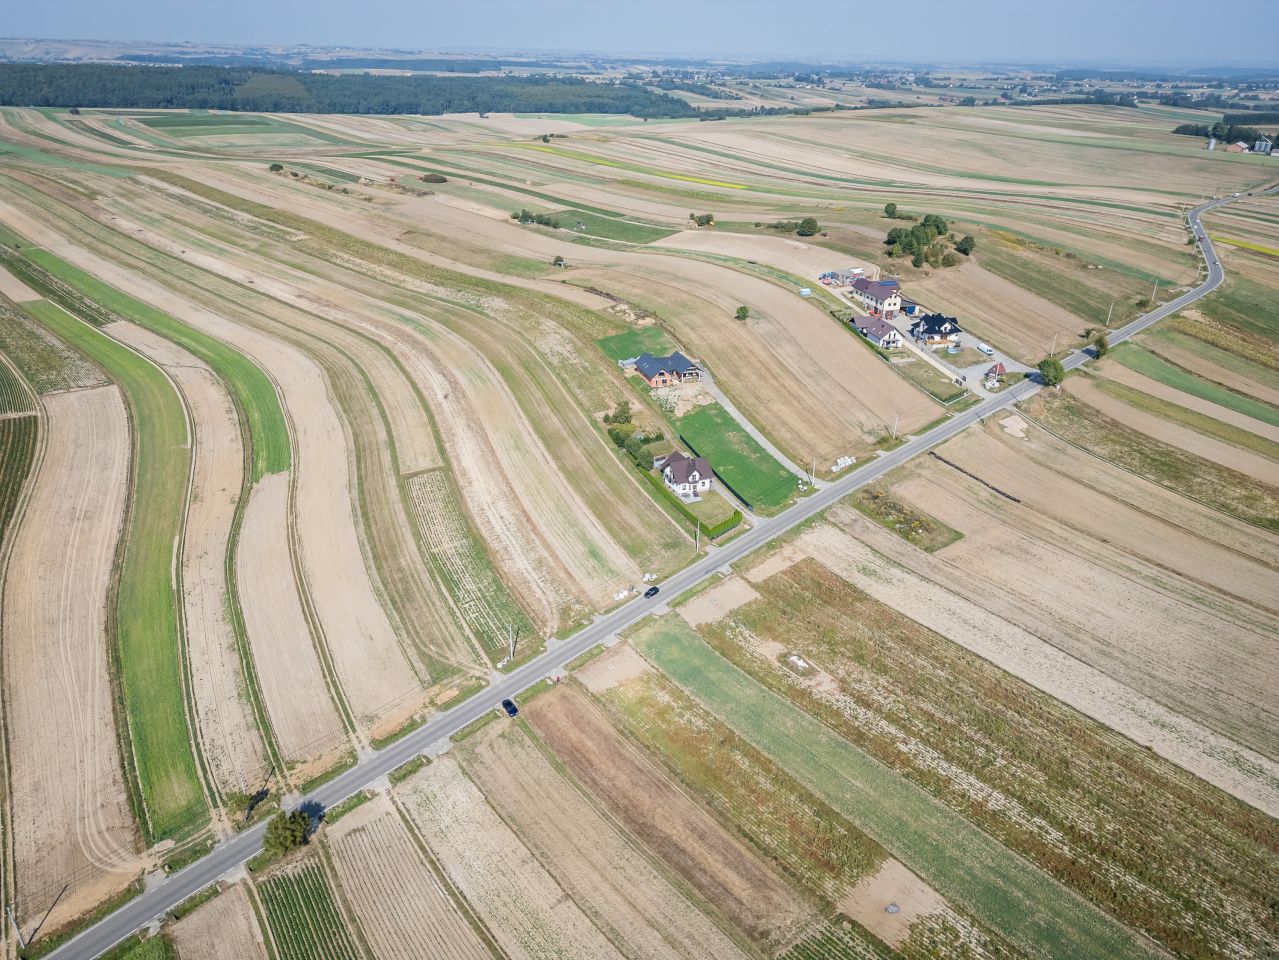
[0,99,1276,960]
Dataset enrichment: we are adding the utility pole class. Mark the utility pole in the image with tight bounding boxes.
[1105,301,1114,327]
[890,410,900,438]
[507,625,517,662]
[695,522,700,554]
[1049,331,1058,357]
[1151,279,1159,303]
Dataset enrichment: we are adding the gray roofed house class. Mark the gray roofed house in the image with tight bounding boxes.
[653,450,714,501]
[851,315,903,350]
[849,278,903,317]
[631,351,702,387]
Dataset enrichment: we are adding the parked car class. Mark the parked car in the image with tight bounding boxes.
[500,698,518,717]
[977,343,995,356]
[644,586,660,599]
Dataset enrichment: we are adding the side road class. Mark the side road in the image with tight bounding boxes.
[41,189,1265,960]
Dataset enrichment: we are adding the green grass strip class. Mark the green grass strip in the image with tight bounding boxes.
[1110,342,1279,428]
[633,617,1163,960]
[22,249,289,478]
[24,300,207,841]
[676,403,797,509]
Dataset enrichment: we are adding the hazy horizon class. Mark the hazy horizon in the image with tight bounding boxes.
[9,0,1279,67]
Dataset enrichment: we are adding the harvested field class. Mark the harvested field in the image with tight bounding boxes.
[236,474,347,764]
[256,859,361,960]
[705,553,1279,959]
[108,321,265,799]
[651,229,874,280]
[170,883,269,960]
[396,754,624,960]
[632,616,1164,960]
[461,721,749,960]
[525,685,809,948]
[837,859,949,949]
[3,386,139,930]
[324,792,493,960]
[574,642,652,693]
[0,262,39,301]
[678,574,761,627]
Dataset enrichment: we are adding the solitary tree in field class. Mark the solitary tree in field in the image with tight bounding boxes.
[268,163,283,173]
[1037,358,1065,388]
[797,217,820,237]
[883,202,898,218]
[1093,334,1110,358]
[264,810,309,857]
[735,305,750,322]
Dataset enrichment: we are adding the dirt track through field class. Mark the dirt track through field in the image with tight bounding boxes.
[236,474,346,763]
[398,755,624,960]
[326,793,492,960]
[3,386,140,927]
[170,883,268,960]
[108,321,265,797]
[462,722,750,960]
[793,518,1279,817]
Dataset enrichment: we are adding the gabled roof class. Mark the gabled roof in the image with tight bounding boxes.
[986,362,1007,377]
[634,351,697,381]
[661,450,712,485]
[910,313,963,336]
[852,316,899,340]
[851,278,901,300]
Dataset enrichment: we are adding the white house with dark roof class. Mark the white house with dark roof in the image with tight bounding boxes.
[851,315,903,350]
[653,450,713,501]
[849,278,902,317]
[909,313,963,346]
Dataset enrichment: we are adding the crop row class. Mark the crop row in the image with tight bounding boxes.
[258,861,362,960]
[0,302,107,394]
[780,921,895,960]
[406,470,533,655]
[0,354,33,415]
[0,415,38,552]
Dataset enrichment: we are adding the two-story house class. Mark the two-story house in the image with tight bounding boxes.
[653,450,713,501]
[850,278,903,318]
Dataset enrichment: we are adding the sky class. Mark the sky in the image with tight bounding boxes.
[10,0,1279,65]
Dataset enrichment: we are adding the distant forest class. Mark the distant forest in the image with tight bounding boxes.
[0,64,701,117]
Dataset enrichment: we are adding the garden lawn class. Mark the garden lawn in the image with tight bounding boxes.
[596,326,678,362]
[676,403,797,510]
[25,299,207,841]
[632,616,1164,960]
[1109,341,1279,428]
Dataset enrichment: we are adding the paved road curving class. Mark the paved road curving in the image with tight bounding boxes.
[40,190,1266,959]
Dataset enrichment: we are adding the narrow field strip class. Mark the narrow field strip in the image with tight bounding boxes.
[24,299,208,842]
[257,860,362,960]
[1108,342,1279,429]
[170,883,269,960]
[632,617,1166,960]
[3,386,139,930]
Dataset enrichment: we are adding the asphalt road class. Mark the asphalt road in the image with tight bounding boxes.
[42,191,1259,959]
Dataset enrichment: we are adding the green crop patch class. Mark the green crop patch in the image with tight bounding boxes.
[0,415,38,554]
[141,114,274,129]
[1109,342,1279,428]
[21,248,289,478]
[550,209,676,243]
[676,403,798,509]
[632,615,1164,960]
[24,300,207,841]
[0,354,33,415]
[258,860,362,960]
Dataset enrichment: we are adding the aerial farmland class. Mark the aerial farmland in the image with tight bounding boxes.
[0,36,1276,960]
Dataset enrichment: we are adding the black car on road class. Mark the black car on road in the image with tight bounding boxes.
[644,586,660,599]
[501,698,518,717]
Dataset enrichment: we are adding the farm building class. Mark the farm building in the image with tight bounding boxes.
[653,451,713,501]
[629,352,703,388]
[910,313,963,346]
[1256,136,1273,155]
[849,278,902,317]
[851,316,903,350]
[899,297,924,317]
[984,362,1007,388]
[1226,141,1250,154]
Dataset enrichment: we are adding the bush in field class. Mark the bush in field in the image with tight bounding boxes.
[263,810,309,857]
[796,217,819,237]
[268,163,283,172]
[689,212,715,227]
[1037,358,1065,387]
[511,209,560,228]
[735,305,750,322]
[955,234,977,255]
[419,173,447,183]
[883,202,898,218]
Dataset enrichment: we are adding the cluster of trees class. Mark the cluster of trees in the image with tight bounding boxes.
[263,810,310,858]
[0,64,703,117]
[764,217,820,236]
[603,401,664,467]
[689,212,715,227]
[883,212,974,268]
[1173,121,1265,142]
[650,78,743,100]
[511,209,560,228]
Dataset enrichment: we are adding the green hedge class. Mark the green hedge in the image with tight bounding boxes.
[637,466,743,539]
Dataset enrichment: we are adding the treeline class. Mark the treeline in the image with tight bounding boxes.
[1005,91,1136,108]
[1173,122,1265,142]
[0,63,699,117]
[1224,111,1279,125]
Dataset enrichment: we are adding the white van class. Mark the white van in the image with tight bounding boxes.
[977,343,995,356]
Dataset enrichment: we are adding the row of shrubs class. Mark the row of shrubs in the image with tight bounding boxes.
[637,468,743,539]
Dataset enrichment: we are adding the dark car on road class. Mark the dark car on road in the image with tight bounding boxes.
[501,698,518,717]
[644,586,659,599]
